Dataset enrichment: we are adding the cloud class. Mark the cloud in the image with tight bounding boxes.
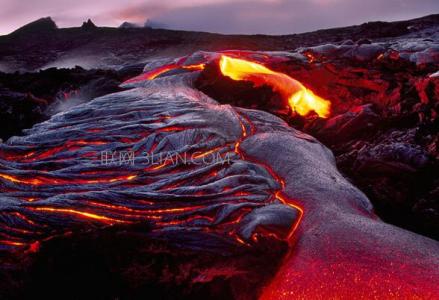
[114,0,439,34]
[0,0,438,35]
[113,3,168,24]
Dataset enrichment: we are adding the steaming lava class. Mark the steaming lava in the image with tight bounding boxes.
[0,47,438,299]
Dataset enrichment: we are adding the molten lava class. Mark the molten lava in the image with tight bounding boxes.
[122,60,205,85]
[219,55,331,118]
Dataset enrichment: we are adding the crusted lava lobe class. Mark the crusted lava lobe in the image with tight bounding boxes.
[0,70,304,298]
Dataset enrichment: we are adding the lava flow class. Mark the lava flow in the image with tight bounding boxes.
[122,52,331,119]
[0,72,300,256]
[1,49,439,299]
[122,55,205,84]
[219,55,331,118]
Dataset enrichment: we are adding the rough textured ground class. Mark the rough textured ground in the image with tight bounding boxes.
[0,55,438,299]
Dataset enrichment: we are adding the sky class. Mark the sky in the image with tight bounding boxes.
[0,0,438,35]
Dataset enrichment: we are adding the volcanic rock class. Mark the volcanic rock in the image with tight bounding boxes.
[0,66,143,140]
[309,104,380,144]
[0,88,47,140]
[119,22,139,29]
[81,19,97,30]
[0,51,438,299]
[10,17,57,35]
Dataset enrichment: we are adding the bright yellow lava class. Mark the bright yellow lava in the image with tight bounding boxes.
[219,55,331,118]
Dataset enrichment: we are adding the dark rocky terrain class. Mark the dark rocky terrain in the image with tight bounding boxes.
[0,14,439,299]
[0,66,143,140]
[0,15,438,72]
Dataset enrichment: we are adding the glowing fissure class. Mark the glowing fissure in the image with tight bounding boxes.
[29,207,129,224]
[122,61,205,85]
[87,201,204,215]
[0,173,137,186]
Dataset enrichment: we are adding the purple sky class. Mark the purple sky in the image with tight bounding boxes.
[1,0,438,35]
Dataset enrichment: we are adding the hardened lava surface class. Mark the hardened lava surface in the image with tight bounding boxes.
[0,78,301,251]
[0,71,307,299]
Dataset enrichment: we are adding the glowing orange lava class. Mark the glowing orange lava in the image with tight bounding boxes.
[219,55,331,118]
[30,207,128,224]
[122,62,205,85]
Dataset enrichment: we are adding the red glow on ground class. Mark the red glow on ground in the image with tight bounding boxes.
[261,257,439,299]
